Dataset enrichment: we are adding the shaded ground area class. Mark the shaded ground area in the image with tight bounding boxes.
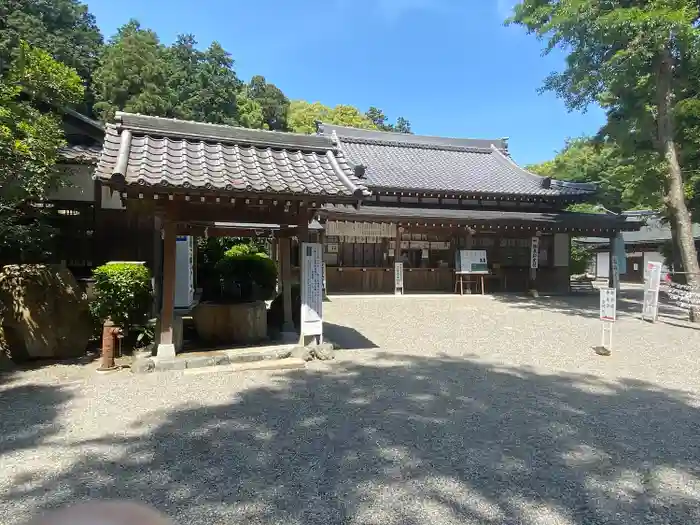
[1,289,699,525]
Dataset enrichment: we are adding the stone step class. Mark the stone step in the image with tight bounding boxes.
[131,342,334,373]
[183,358,307,375]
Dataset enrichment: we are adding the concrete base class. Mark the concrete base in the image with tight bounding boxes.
[133,342,334,374]
[156,343,176,359]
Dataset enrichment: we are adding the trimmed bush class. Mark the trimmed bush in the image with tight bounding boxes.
[90,263,152,330]
[211,244,278,302]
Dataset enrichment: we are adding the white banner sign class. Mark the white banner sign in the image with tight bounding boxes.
[666,280,700,311]
[600,287,616,322]
[530,237,540,269]
[642,261,662,322]
[394,262,404,294]
[301,243,323,337]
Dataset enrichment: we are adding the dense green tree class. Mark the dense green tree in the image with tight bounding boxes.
[510,0,700,312]
[527,138,664,212]
[288,100,377,134]
[173,40,242,125]
[247,75,289,130]
[92,20,172,122]
[0,41,84,262]
[365,106,412,133]
[94,25,254,127]
[0,0,103,113]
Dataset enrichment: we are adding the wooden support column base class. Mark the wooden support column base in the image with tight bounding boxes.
[156,343,176,359]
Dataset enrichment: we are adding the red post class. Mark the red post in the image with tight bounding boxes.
[98,318,121,372]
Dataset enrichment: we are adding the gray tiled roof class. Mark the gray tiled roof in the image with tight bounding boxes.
[322,204,640,231]
[318,123,597,198]
[58,144,102,164]
[95,113,369,200]
[577,215,700,245]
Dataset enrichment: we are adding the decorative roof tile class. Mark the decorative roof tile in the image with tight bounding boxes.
[95,113,369,201]
[318,123,597,198]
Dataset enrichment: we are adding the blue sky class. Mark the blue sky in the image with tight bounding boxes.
[84,0,605,166]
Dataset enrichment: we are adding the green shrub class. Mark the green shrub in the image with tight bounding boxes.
[209,245,277,303]
[90,263,152,330]
[570,243,593,275]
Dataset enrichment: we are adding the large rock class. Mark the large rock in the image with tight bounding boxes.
[0,265,92,361]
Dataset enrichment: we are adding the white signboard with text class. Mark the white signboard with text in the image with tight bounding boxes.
[600,287,617,322]
[457,250,489,273]
[642,261,662,322]
[530,236,540,269]
[394,262,404,294]
[301,243,323,337]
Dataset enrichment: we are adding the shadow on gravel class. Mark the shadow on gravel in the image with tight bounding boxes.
[492,287,692,325]
[323,323,379,350]
[5,355,700,525]
[0,376,73,460]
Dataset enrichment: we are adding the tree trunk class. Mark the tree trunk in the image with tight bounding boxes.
[657,46,700,320]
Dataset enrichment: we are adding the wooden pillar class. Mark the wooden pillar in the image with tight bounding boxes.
[271,235,280,293]
[608,235,615,288]
[279,230,294,334]
[157,219,177,358]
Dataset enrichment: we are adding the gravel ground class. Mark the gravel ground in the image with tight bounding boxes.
[1,287,700,525]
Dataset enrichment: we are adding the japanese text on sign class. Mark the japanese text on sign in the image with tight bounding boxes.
[530,237,540,269]
[301,243,323,337]
[599,287,616,322]
[394,262,404,294]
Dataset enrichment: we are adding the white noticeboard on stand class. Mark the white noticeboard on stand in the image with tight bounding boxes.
[394,262,404,294]
[457,250,489,273]
[642,261,662,323]
[300,243,323,339]
[597,287,616,355]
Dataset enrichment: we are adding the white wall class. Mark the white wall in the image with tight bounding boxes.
[553,233,570,267]
[597,251,610,279]
[50,165,94,202]
[48,164,124,210]
[101,185,124,210]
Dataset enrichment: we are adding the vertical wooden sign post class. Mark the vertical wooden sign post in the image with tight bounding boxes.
[596,287,616,356]
[394,262,404,295]
[530,236,539,295]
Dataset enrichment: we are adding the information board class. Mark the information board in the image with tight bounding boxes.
[642,261,662,322]
[599,287,617,322]
[300,243,323,337]
[530,236,540,269]
[457,250,489,273]
[394,262,404,294]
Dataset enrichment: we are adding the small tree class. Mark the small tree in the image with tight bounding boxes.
[0,41,84,264]
[90,263,152,332]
